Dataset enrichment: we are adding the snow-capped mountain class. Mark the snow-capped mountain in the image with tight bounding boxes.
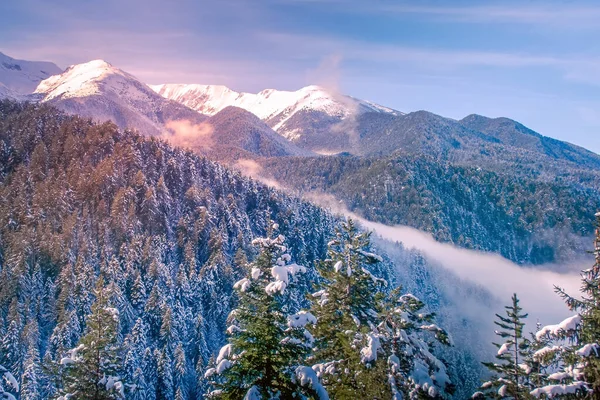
[0,52,62,97]
[33,59,206,136]
[151,83,402,150]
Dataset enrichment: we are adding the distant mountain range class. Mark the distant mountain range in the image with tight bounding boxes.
[1,50,598,264]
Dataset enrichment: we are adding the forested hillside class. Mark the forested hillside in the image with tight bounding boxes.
[263,153,600,264]
[0,101,342,398]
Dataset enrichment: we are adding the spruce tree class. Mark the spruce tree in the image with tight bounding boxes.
[56,277,126,400]
[309,219,390,398]
[477,293,534,399]
[529,212,600,398]
[205,223,327,399]
[0,364,19,400]
[380,288,453,398]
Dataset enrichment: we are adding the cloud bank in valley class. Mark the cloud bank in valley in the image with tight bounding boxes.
[358,218,582,326]
[162,119,214,150]
[304,191,582,328]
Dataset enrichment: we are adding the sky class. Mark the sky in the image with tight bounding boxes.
[1,0,600,152]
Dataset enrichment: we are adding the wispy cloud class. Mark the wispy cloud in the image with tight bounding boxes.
[379,4,600,27]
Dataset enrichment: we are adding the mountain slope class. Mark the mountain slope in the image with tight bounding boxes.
[33,60,206,136]
[0,52,62,97]
[262,152,600,265]
[0,100,493,399]
[460,114,600,170]
[151,83,402,151]
[199,106,314,160]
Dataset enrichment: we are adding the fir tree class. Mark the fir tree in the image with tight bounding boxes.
[20,344,42,400]
[477,293,533,399]
[206,224,327,399]
[309,219,390,398]
[56,276,126,400]
[380,288,453,399]
[0,364,19,400]
[529,212,600,398]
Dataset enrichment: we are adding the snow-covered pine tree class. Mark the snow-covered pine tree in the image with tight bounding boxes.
[309,219,391,398]
[475,293,534,399]
[56,276,126,400]
[205,223,328,399]
[529,212,600,398]
[380,288,453,398]
[0,364,19,400]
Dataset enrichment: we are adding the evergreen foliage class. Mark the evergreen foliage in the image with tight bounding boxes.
[206,225,327,399]
[380,288,453,398]
[477,294,535,399]
[262,154,599,265]
[56,277,125,399]
[528,213,600,398]
[309,219,393,399]
[0,101,337,399]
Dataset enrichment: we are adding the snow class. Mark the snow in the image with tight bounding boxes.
[288,311,317,328]
[333,261,343,273]
[251,267,261,280]
[497,341,513,356]
[265,263,306,295]
[548,372,570,381]
[216,344,232,364]
[533,345,563,361]
[519,363,532,374]
[360,333,382,364]
[536,314,581,340]
[357,249,384,262]
[105,307,119,321]
[0,367,19,392]
[0,51,62,96]
[204,368,216,378]
[531,381,588,398]
[361,267,387,286]
[295,366,329,400]
[151,83,402,137]
[216,359,232,374]
[243,386,261,400]
[234,278,251,292]
[498,385,507,397]
[60,344,85,365]
[576,343,599,357]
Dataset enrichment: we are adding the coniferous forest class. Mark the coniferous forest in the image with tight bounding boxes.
[2,100,600,400]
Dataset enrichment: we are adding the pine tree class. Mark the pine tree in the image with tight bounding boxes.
[477,293,533,399]
[0,364,19,400]
[20,344,42,400]
[206,223,327,399]
[529,212,600,398]
[56,276,126,400]
[309,219,390,398]
[380,288,453,398]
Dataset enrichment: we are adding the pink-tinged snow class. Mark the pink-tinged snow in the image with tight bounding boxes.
[150,83,402,131]
[536,314,581,340]
[576,343,599,357]
[234,278,251,292]
[35,60,155,102]
[0,51,62,95]
[530,381,588,398]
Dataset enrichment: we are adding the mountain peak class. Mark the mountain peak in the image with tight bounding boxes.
[34,59,133,101]
[0,51,62,96]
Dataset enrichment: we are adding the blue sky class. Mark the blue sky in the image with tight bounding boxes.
[2,0,600,153]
